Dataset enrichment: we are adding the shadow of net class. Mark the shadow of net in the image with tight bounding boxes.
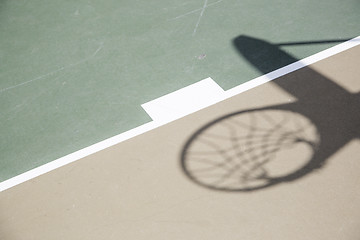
[180,36,360,192]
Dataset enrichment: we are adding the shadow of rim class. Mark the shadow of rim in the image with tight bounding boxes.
[180,105,322,192]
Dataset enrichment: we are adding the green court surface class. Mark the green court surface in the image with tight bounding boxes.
[0,0,359,181]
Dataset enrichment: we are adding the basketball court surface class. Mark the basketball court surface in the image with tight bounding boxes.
[1,1,360,239]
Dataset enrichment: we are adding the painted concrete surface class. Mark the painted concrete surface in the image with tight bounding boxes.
[0,45,359,239]
[1,0,359,182]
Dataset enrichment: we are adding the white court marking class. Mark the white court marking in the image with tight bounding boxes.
[142,78,225,122]
[0,36,359,192]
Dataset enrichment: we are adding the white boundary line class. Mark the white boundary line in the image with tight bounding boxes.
[1,36,359,192]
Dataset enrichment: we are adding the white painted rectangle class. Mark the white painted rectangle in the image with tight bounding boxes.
[141,77,226,122]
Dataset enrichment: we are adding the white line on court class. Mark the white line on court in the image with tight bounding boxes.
[142,78,226,122]
[0,36,359,192]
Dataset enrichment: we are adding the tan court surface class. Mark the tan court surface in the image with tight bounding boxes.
[1,46,360,239]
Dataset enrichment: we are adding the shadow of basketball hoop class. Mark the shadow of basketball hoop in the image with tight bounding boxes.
[180,36,360,192]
